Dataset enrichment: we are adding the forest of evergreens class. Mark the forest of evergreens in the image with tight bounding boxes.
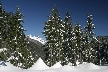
[0,2,108,69]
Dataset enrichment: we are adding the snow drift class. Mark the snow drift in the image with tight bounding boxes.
[59,65,77,71]
[78,63,100,70]
[0,61,20,71]
[28,58,49,70]
[51,62,62,68]
[0,60,108,72]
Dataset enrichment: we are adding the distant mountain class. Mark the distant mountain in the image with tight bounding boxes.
[27,37,43,48]
[27,34,46,45]
[26,35,46,61]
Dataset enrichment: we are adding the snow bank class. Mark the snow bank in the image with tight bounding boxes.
[43,69,57,72]
[0,61,108,72]
[0,61,20,71]
[78,63,100,70]
[59,65,77,71]
[77,62,87,67]
[28,58,49,70]
[51,62,62,68]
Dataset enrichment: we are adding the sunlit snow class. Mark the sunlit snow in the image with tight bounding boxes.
[51,62,62,68]
[0,61,20,71]
[78,63,100,70]
[0,57,108,72]
[28,58,49,70]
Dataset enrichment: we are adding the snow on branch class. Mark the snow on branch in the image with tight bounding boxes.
[0,48,7,53]
[18,19,23,21]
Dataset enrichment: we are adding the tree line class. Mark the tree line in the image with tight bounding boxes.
[42,6,108,67]
[0,2,108,69]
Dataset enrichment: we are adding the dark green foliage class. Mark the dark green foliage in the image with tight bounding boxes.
[83,14,95,63]
[0,2,9,61]
[62,12,75,66]
[73,22,83,64]
[8,6,35,69]
[95,36,108,65]
[0,2,6,48]
[43,6,64,67]
[0,2,36,69]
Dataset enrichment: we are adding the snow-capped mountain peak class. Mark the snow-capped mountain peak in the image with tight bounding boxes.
[28,34,46,44]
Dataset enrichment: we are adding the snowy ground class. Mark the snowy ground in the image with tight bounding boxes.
[0,58,108,72]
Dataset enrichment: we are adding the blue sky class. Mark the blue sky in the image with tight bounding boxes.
[1,0,108,40]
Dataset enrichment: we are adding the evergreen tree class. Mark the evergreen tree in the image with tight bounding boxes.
[96,36,108,65]
[0,2,6,48]
[0,2,2,48]
[83,14,95,63]
[103,36,108,64]
[89,37,99,64]
[0,2,9,61]
[62,12,75,65]
[43,6,64,66]
[74,22,83,64]
[5,12,16,55]
[8,6,35,69]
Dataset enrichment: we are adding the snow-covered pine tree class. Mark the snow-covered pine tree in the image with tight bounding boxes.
[88,37,99,64]
[43,6,64,67]
[9,6,35,69]
[0,1,4,49]
[0,2,2,49]
[0,2,8,61]
[0,2,6,48]
[62,12,75,66]
[94,36,102,65]
[5,12,16,54]
[74,22,83,65]
[104,36,108,64]
[83,14,95,63]
[96,36,108,65]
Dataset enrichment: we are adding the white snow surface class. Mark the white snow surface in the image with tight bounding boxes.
[28,58,49,70]
[0,61,20,71]
[59,65,77,71]
[0,58,108,72]
[51,62,62,68]
[78,63,100,70]
[28,34,46,44]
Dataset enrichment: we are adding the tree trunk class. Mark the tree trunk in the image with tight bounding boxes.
[51,48,52,66]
